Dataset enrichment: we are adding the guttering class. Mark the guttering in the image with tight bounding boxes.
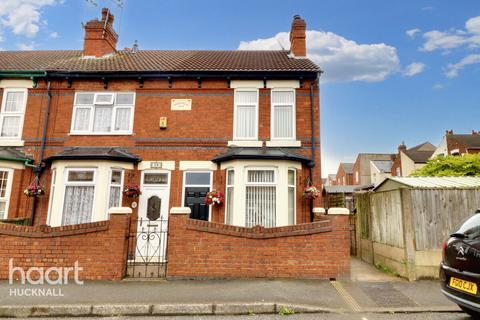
[0,70,46,79]
[45,70,319,80]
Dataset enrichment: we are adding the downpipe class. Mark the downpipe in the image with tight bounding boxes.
[29,80,52,226]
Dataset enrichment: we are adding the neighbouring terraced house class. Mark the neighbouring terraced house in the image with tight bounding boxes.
[0,9,351,280]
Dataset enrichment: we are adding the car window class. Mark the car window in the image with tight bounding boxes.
[455,213,480,239]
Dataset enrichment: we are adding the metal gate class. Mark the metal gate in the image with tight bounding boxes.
[126,218,168,278]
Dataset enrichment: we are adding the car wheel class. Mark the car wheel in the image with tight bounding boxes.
[459,305,480,319]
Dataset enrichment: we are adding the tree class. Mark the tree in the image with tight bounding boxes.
[411,154,480,177]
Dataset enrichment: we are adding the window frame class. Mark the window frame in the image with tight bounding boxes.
[287,168,296,225]
[0,168,14,219]
[233,88,259,141]
[60,168,97,225]
[270,88,296,140]
[0,88,27,140]
[70,92,135,135]
[244,167,278,228]
[46,169,56,225]
[107,168,124,209]
[225,168,235,225]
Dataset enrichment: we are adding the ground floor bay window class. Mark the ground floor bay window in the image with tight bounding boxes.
[220,160,301,227]
[47,160,133,227]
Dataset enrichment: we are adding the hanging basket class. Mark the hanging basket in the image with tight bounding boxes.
[205,190,224,206]
[123,183,142,198]
[24,179,45,198]
[302,186,320,200]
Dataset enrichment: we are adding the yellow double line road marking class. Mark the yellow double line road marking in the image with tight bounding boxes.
[330,280,362,312]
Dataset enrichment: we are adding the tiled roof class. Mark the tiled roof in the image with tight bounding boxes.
[404,142,436,163]
[340,163,355,174]
[448,134,480,149]
[0,50,320,73]
[371,160,393,173]
[45,147,141,163]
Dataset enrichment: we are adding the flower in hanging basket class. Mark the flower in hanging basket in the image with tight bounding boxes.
[24,181,45,198]
[205,190,224,206]
[123,183,142,198]
[302,186,320,200]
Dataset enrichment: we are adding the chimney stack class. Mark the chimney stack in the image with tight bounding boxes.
[289,15,307,57]
[398,141,407,154]
[83,8,118,58]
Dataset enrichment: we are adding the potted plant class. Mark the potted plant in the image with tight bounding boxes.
[123,183,142,198]
[205,190,224,206]
[24,180,45,198]
[302,185,320,200]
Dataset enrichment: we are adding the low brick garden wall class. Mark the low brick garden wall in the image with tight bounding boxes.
[167,213,350,279]
[0,213,130,281]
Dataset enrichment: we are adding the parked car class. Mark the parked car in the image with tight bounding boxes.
[440,210,480,318]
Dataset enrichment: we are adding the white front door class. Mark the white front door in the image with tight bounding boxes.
[135,171,170,263]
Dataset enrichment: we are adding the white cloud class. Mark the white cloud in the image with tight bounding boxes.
[0,0,57,38]
[444,54,480,78]
[406,28,421,38]
[421,6,434,11]
[421,15,480,52]
[433,83,445,90]
[17,42,35,50]
[403,62,425,76]
[49,31,58,38]
[239,30,400,83]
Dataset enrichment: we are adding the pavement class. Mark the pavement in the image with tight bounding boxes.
[0,258,460,318]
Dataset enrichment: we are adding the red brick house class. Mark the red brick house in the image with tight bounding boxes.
[391,141,436,177]
[335,163,354,186]
[432,130,480,157]
[0,10,350,280]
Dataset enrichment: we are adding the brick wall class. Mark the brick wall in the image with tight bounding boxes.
[0,213,130,280]
[167,213,350,279]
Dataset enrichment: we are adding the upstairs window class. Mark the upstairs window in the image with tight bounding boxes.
[234,89,258,140]
[271,89,295,140]
[71,92,135,134]
[0,89,27,139]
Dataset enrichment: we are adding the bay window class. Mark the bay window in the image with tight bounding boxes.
[61,169,96,226]
[71,92,134,134]
[0,89,27,139]
[245,169,276,228]
[271,89,295,140]
[234,89,258,140]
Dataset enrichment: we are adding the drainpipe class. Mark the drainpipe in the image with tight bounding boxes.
[29,79,52,225]
[308,75,320,221]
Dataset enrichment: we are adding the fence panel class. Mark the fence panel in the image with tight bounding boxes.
[411,189,480,250]
[371,190,404,248]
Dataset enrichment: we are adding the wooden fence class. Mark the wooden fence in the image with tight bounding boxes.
[355,188,480,280]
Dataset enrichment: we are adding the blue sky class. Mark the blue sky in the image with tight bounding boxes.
[0,0,479,176]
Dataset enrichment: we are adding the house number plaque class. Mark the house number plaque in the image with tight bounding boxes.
[171,99,192,111]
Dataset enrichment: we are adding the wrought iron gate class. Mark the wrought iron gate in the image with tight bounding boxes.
[126,218,168,278]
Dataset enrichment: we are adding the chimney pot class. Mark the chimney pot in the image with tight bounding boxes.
[398,142,407,153]
[289,15,307,57]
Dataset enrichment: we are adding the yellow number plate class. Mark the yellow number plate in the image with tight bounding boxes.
[449,277,478,295]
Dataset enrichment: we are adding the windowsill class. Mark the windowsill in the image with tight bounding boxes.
[69,132,133,136]
[0,140,24,147]
[228,140,263,147]
[266,140,301,147]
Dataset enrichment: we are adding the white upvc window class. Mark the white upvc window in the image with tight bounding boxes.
[225,169,235,225]
[0,88,27,140]
[271,89,295,140]
[46,169,56,225]
[61,168,96,226]
[245,169,276,228]
[0,168,13,219]
[233,89,258,140]
[288,169,296,225]
[108,169,124,209]
[71,92,135,134]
